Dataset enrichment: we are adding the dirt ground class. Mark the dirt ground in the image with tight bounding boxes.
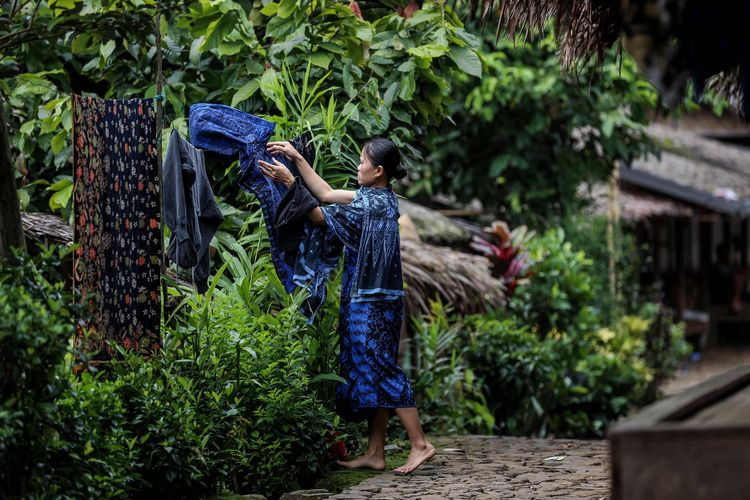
[661,343,750,396]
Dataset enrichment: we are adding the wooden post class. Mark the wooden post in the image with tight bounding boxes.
[0,96,26,256]
[155,2,166,314]
[607,161,621,301]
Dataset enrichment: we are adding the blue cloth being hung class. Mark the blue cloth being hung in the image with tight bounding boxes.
[189,104,339,318]
[188,104,403,320]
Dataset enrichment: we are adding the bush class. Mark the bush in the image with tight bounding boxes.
[403,302,494,435]
[509,228,601,336]
[109,268,338,498]
[0,245,340,498]
[0,248,75,497]
[464,305,690,438]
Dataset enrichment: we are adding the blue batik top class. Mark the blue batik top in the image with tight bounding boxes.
[321,187,404,302]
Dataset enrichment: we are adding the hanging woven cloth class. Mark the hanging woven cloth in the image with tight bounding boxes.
[72,95,161,359]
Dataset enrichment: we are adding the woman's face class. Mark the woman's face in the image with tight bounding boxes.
[356,150,384,186]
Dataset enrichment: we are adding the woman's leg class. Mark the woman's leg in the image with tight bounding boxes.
[393,407,436,474]
[337,408,389,470]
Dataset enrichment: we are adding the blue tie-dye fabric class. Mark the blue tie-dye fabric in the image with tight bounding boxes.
[188,104,404,319]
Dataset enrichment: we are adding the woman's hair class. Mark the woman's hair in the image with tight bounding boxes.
[363,137,407,181]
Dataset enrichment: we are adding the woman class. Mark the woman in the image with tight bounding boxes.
[258,138,435,475]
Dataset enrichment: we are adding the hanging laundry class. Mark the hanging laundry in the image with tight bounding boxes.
[188,104,333,318]
[163,129,224,293]
[275,177,320,263]
[72,95,161,359]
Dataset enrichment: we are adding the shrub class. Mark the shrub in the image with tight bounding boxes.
[404,302,494,435]
[464,303,690,438]
[509,228,600,336]
[0,248,75,497]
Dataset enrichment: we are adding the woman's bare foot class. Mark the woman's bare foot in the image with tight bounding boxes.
[336,453,386,471]
[393,441,436,475]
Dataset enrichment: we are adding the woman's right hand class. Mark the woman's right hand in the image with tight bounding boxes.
[267,141,301,161]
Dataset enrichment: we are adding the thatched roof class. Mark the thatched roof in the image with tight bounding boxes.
[21,212,73,246]
[584,183,694,220]
[398,199,477,247]
[585,123,750,219]
[633,124,750,201]
[401,237,505,317]
[621,124,750,217]
[490,1,749,117]
[20,210,503,316]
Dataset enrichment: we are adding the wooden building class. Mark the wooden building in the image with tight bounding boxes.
[602,122,750,349]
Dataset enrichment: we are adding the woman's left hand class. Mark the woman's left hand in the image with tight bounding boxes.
[258,158,295,187]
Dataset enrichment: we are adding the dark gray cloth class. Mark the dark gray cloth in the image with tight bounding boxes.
[274,177,319,254]
[163,129,224,293]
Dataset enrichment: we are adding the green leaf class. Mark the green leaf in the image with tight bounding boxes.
[310,373,347,384]
[49,184,73,211]
[398,72,415,101]
[260,1,279,15]
[231,80,261,107]
[71,33,91,54]
[407,44,449,59]
[355,25,373,43]
[397,60,416,72]
[404,9,440,27]
[277,0,297,19]
[449,47,482,78]
[310,52,333,69]
[51,131,67,155]
[383,81,398,107]
[19,122,35,135]
[201,13,237,51]
[219,39,244,56]
[100,39,116,60]
[50,0,77,10]
[189,36,205,65]
[342,62,355,98]
[18,188,30,210]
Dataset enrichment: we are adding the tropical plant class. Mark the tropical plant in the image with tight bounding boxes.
[2,0,482,217]
[416,30,657,226]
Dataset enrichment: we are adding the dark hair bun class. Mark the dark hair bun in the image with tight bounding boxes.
[363,137,407,181]
[392,164,407,180]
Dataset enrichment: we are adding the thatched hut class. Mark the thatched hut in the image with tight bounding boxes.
[486,1,750,118]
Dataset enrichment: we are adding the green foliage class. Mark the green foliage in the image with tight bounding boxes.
[463,305,689,438]
[403,302,494,435]
[561,214,646,322]
[113,258,338,497]
[418,31,657,225]
[0,243,340,498]
[0,246,130,498]
[3,0,481,215]
[509,228,600,336]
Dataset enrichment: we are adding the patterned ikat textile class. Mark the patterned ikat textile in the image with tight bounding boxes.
[72,95,161,359]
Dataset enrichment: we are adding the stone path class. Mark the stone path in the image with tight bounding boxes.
[327,436,609,500]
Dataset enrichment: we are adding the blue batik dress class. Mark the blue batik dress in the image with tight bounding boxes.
[321,187,416,421]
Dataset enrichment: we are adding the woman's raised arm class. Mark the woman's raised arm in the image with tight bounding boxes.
[266,141,355,204]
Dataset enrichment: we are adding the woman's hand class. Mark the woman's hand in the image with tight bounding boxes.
[267,141,302,161]
[258,158,295,187]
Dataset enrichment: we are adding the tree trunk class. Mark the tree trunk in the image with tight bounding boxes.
[0,96,26,256]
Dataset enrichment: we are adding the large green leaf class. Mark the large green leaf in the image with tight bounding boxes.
[231,80,261,107]
[407,44,449,59]
[449,47,482,78]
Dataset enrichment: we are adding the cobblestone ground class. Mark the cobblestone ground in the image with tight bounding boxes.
[328,435,609,500]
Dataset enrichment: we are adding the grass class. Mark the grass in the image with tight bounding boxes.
[314,448,412,494]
